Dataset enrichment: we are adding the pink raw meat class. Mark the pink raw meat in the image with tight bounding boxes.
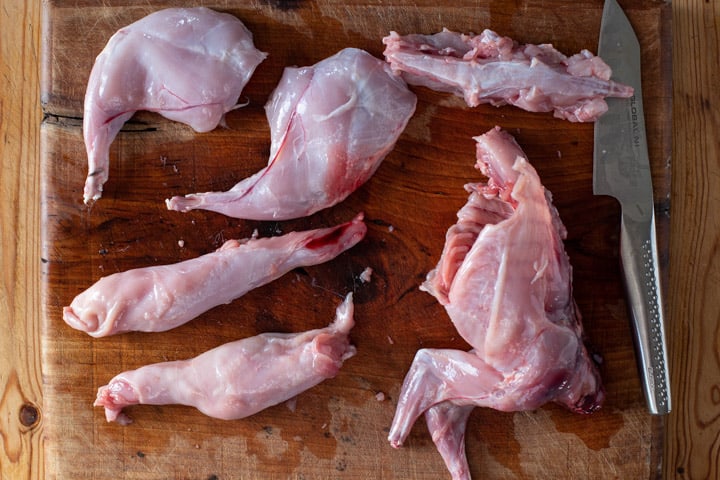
[388,128,603,479]
[63,214,365,337]
[166,47,417,220]
[426,401,474,480]
[83,7,266,203]
[95,293,356,425]
[383,29,633,122]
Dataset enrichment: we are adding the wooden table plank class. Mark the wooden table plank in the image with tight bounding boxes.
[0,1,45,479]
[665,1,720,478]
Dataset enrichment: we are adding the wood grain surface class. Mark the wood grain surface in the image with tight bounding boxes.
[38,1,669,479]
[1,0,715,479]
[665,1,720,479]
[0,1,45,479]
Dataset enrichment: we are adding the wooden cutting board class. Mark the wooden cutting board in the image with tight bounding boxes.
[40,1,671,478]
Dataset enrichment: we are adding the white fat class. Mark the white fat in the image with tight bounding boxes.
[531,255,549,284]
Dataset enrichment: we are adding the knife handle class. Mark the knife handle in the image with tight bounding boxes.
[619,210,671,414]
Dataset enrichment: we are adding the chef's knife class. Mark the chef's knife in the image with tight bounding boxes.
[594,0,671,415]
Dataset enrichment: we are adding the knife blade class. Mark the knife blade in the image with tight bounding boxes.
[593,0,670,415]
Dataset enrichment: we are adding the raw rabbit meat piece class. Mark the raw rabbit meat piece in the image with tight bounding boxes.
[83,7,267,203]
[63,214,366,337]
[95,293,356,424]
[388,128,603,479]
[383,29,633,122]
[425,401,474,480]
[166,48,417,220]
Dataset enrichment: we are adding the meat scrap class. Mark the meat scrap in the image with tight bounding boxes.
[383,29,633,122]
[166,48,417,220]
[63,214,366,337]
[83,7,266,203]
[358,266,373,284]
[95,293,356,425]
[388,128,603,480]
